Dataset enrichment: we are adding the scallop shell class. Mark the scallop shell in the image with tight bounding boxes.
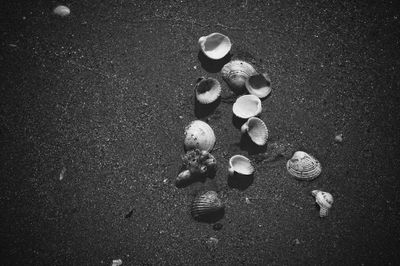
[245,73,272,98]
[222,60,257,92]
[53,5,70,16]
[228,155,255,176]
[232,94,262,119]
[198,33,232,60]
[184,120,216,152]
[312,190,333,217]
[191,191,224,219]
[286,151,321,180]
[195,77,222,104]
[241,117,269,146]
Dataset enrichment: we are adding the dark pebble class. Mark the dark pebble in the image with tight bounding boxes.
[213,223,223,231]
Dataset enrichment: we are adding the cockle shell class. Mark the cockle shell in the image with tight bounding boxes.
[241,117,269,146]
[53,5,70,16]
[311,190,333,217]
[184,120,216,152]
[287,151,322,180]
[221,60,257,92]
[228,155,255,176]
[245,73,272,98]
[195,77,222,104]
[198,33,232,60]
[232,94,262,119]
[191,191,224,219]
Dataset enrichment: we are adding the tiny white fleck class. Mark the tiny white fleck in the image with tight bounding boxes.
[193,66,197,69]
[245,197,251,204]
[59,167,67,180]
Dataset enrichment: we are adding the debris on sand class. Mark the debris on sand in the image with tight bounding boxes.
[112,259,122,266]
[334,133,343,143]
[59,167,66,181]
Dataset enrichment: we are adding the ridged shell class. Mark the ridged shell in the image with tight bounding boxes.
[312,190,333,217]
[184,120,216,152]
[222,60,257,91]
[228,155,254,176]
[191,191,224,219]
[53,5,70,16]
[287,151,321,180]
[195,77,222,104]
[245,73,272,98]
[198,33,231,60]
[232,94,262,119]
[241,117,269,146]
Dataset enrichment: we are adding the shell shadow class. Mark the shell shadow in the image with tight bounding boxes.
[240,134,268,155]
[232,114,247,129]
[227,172,254,191]
[194,97,221,118]
[193,208,225,223]
[198,51,232,73]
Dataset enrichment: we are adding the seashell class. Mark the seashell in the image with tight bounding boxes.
[195,77,222,104]
[198,33,232,60]
[175,170,191,186]
[184,120,216,152]
[245,73,272,98]
[221,60,257,92]
[191,191,224,219]
[53,5,70,17]
[287,151,321,180]
[311,190,333,217]
[228,155,254,176]
[232,94,262,119]
[241,117,269,146]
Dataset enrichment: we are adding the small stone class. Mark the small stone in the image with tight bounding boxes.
[293,238,300,245]
[112,259,122,266]
[334,133,343,143]
[245,197,251,204]
[193,66,197,69]
[206,237,219,247]
[179,115,183,119]
[212,223,223,231]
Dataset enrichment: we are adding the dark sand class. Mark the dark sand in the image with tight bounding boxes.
[1,1,400,265]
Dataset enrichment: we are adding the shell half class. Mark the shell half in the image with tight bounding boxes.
[222,60,257,92]
[287,151,321,180]
[53,5,70,16]
[245,73,272,98]
[241,117,269,146]
[198,33,231,60]
[311,190,333,217]
[195,77,222,104]
[232,94,262,119]
[191,191,224,219]
[184,120,216,152]
[228,155,254,176]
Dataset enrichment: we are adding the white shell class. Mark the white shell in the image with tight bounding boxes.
[184,120,216,152]
[311,190,333,217]
[222,60,257,91]
[228,155,254,176]
[241,117,269,146]
[287,151,321,180]
[232,95,262,119]
[198,33,231,60]
[245,73,272,98]
[195,77,222,104]
[53,5,70,17]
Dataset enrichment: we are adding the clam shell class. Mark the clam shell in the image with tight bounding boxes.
[191,191,224,219]
[198,33,231,60]
[311,190,333,217]
[232,94,262,119]
[195,77,222,104]
[245,73,272,98]
[222,60,257,92]
[241,117,269,146]
[53,5,70,16]
[228,155,254,176]
[184,120,216,152]
[287,151,321,180]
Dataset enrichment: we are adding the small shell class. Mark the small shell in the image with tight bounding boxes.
[311,190,333,217]
[232,94,262,119]
[241,117,269,146]
[195,77,222,104]
[191,191,224,219]
[184,120,216,152]
[287,151,321,180]
[245,73,272,98]
[198,33,231,60]
[53,5,70,17]
[222,60,257,92]
[228,155,254,176]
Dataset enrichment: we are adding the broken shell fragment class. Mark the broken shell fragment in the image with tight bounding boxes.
[241,117,269,146]
[184,120,216,152]
[311,190,333,217]
[228,155,254,176]
[191,191,224,219]
[53,5,70,16]
[198,32,232,60]
[232,94,262,119]
[287,151,321,180]
[245,73,272,98]
[222,60,257,92]
[176,169,192,185]
[195,77,222,104]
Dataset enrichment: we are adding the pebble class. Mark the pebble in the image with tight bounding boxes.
[334,133,343,143]
[213,223,223,231]
[112,259,122,266]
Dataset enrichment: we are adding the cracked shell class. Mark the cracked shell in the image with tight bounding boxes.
[195,77,222,104]
[232,94,262,119]
[198,33,231,60]
[245,73,272,98]
[184,120,216,152]
[287,151,321,180]
[228,154,254,176]
[312,190,333,217]
[222,60,257,92]
[241,117,269,146]
[191,191,224,219]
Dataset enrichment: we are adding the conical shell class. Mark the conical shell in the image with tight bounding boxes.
[287,151,321,180]
[184,120,216,152]
[222,60,257,91]
[232,94,262,119]
[195,77,222,104]
[191,191,224,219]
[241,117,269,146]
[228,155,254,176]
[245,73,272,98]
[198,33,231,60]
[311,190,333,217]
